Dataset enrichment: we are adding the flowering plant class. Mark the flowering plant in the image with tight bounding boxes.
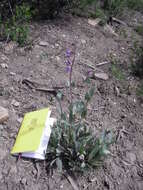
[46,46,113,173]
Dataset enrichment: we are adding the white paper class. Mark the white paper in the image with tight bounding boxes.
[20,117,55,160]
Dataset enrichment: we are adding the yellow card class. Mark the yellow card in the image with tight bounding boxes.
[11,108,51,155]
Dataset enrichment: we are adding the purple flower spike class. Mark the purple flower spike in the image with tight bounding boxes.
[66,49,71,57]
[66,65,71,73]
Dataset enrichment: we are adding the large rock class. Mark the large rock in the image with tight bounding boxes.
[0,106,9,123]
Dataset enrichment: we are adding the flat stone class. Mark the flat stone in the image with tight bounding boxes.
[0,106,9,123]
[94,72,109,80]
[39,41,49,46]
[10,72,16,76]
[88,18,101,26]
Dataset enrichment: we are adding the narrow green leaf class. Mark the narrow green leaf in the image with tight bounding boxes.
[85,86,95,103]
[85,92,90,102]
[69,104,74,123]
[81,107,87,118]
[61,112,67,121]
[56,158,63,172]
[72,101,87,118]
[89,87,95,98]
[84,77,91,84]
[56,91,63,100]
[73,101,84,114]
[90,160,103,167]
[99,144,110,156]
[105,131,114,145]
[88,143,100,162]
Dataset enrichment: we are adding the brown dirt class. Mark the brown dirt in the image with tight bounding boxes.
[0,12,143,190]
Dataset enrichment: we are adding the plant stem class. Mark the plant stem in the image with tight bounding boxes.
[58,99,63,118]
[69,44,76,104]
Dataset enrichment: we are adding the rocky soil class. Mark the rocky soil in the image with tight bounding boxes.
[0,11,143,190]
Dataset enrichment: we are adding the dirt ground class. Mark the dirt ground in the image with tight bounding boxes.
[0,10,143,190]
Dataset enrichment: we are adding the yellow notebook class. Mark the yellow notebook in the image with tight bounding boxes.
[11,108,55,160]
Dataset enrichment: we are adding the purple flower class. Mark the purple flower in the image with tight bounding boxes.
[66,65,71,73]
[66,49,71,57]
[88,70,94,77]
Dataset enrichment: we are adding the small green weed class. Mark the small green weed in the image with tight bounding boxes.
[111,64,125,81]
[46,46,113,173]
[0,4,31,46]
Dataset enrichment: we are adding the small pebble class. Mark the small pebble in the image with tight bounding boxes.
[60,184,64,189]
[10,72,16,76]
[11,100,20,107]
[21,177,27,185]
[39,41,48,46]
[1,63,8,69]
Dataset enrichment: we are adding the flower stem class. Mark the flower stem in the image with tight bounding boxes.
[69,44,76,104]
